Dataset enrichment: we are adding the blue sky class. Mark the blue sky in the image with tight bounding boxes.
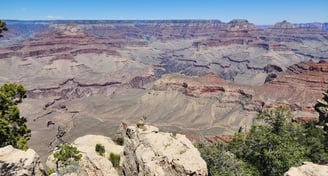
[0,0,327,24]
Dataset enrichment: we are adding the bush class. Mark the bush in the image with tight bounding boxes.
[53,144,82,169]
[199,143,258,176]
[95,143,105,156]
[114,137,124,145]
[109,153,120,168]
[229,107,306,176]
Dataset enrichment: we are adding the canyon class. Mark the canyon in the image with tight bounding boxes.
[0,20,327,162]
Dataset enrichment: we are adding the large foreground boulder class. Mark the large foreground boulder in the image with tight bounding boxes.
[0,145,45,176]
[121,124,208,176]
[284,162,328,176]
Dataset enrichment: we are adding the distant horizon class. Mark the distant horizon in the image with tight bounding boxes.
[2,19,327,26]
[1,0,327,25]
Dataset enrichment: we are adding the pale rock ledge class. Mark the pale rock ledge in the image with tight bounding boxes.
[121,124,208,176]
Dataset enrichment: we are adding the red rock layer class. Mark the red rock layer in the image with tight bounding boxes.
[0,25,148,59]
[155,60,328,119]
[257,60,328,109]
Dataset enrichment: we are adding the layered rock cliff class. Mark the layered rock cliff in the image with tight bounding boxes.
[148,60,328,140]
[257,60,328,111]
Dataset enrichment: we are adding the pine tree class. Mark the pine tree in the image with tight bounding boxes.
[0,84,31,150]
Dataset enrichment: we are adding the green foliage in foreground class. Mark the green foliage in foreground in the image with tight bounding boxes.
[54,144,82,169]
[95,143,105,156]
[0,83,30,150]
[109,153,121,168]
[301,121,328,163]
[201,106,328,176]
[230,107,306,176]
[199,143,258,176]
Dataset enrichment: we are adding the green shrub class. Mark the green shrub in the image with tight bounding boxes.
[229,107,307,176]
[301,118,328,163]
[53,144,82,169]
[95,143,105,156]
[114,137,124,145]
[199,143,258,176]
[109,153,120,167]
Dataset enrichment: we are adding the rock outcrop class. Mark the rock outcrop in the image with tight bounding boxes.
[272,20,295,29]
[226,19,257,31]
[121,124,208,176]
[46,135,123,176]
[0,145,46,176]
[45,129,207,175]
[47,155,119,176]
[315,90,328,128]
[284,162,328,176]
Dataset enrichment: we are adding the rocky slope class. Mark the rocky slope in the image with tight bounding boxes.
[0,145,46,176]
[0,19,327,157]
[145,60,328,138]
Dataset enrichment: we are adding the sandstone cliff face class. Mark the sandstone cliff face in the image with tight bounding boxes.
[284,162,328,176]
[0,145,46,176]
[257,60,328,111]
[121,125,208,176]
